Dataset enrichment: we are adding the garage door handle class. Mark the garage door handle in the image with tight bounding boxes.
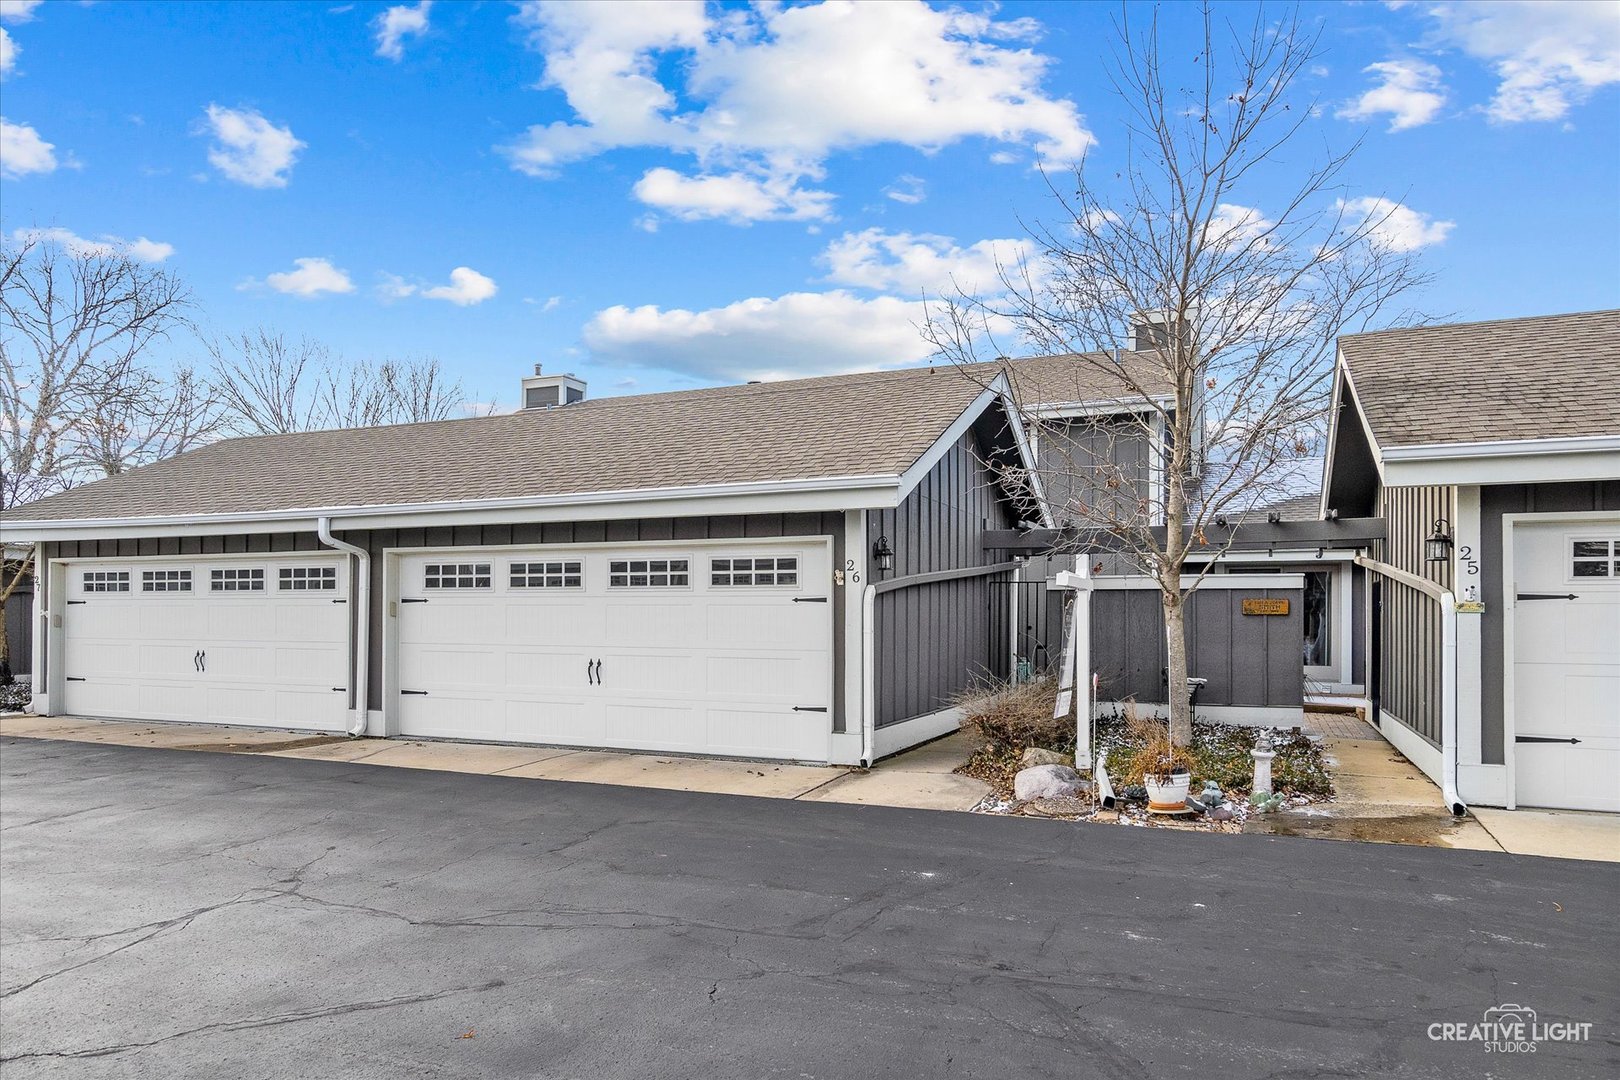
[1515,735,1581,744]
[401,689,428,696]
[1516,593,1578,601]
[593,659,603,685]
[793,706,828,712]
[194,650,205,672]
[793,596,829,603]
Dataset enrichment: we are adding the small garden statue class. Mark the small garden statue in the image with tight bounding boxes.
[1196,780,1225,811]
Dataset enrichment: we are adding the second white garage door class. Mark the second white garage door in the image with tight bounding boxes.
[393,541,834,761]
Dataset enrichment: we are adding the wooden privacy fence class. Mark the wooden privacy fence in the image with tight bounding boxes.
[867,560,1021,730]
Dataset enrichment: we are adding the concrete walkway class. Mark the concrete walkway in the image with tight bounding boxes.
[0,714,992,811]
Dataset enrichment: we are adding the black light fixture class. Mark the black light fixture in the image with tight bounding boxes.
[873,535,895,574]
[1425,518,1453,564]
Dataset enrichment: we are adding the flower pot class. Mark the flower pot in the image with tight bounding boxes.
[1144,771,1192,813]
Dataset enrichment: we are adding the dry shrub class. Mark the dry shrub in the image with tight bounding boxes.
[954,676,1071,751]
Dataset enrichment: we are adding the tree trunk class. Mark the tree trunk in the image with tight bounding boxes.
[0,620,11,686]
[1163,588,1192,746]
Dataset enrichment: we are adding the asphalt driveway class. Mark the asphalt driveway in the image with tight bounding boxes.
[1,738,1615,1079]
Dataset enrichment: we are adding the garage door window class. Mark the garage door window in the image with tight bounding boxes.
[711,556,798,587]
[1571,538,1618,578]
[510,561,582,588]
[608,559,688,588]
[280,566,338,591]
[142,569,192,593]
[424,563,491,589]
[83,570,129,593]
[211,568,265,592]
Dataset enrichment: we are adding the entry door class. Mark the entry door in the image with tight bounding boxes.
[1512,523,1620,812]
[61,557,351,731]
[394,543,834,760]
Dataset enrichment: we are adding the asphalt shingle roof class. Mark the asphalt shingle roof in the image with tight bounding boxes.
[1339,309,1620,449]
[4,353,1167,523]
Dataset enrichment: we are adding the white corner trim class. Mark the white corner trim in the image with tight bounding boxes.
[872,706,964,760]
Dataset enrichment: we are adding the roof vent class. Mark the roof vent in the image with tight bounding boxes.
[521,363,587,409]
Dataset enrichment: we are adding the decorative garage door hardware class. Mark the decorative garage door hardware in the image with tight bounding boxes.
[400,597,429,603]
[586,659,603,684]
[1516,735,1582,744]
[792,596,829,603]
[193,650,207,672]
[1516,592,1579,601]
[792,706,828,712]
[401,689,428,696]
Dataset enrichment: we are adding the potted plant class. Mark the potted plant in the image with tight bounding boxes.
[1120,710,1197,814]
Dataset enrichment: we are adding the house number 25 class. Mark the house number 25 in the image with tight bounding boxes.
[1458,545,1479,576]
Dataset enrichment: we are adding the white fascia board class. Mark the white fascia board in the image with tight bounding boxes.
[2,473,905,543]
[1088,573,1307,590]
[895,375,1055,523]
[1382,440,1620,487]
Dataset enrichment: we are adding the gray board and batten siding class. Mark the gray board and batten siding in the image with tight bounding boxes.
[4,576,33,676]
[1369,484,1454,749]
[1089,584,1304,710]
[865,431,1016,728]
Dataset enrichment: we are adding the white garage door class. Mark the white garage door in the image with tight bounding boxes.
[1512,521,1620,812]
[61,556,351,732]
[394,542,833,761]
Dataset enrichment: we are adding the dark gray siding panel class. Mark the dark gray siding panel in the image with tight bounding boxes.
[867,433,1014,727]
[3,577,32,676]
[1372,484,1454,746]
[1478,481,1620,765]
[1035,417,1153,527]
[1091,586,1303,709]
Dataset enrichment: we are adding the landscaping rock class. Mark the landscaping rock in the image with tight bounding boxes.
[1019,747,1070,768]
[1209,805,1236,822]
[1014,764,1085,801]
[1024,795,1091,818]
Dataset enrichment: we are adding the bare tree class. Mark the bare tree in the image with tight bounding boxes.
[209,331,473,434]
[0,233,196,683]
[927,5,1429,745]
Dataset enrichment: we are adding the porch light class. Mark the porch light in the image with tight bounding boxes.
[1425,519,1453,564]
[873,535,895,574]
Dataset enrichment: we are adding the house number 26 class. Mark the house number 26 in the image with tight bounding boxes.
[843,559,862,585]
[1459,545,1479,576]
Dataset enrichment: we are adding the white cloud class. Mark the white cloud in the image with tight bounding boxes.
[1339,58,1447,131]
[0,116,54,177]
[883,173,926,205]
[200,104,305,188]
[384,266,499,306]
[632,166,834,223]
[820,228,1034,297]
[12,227,174,262]
[1420,1,1620,123]
[0,0,39,77]
[1340,197,1455,251]
[262,257,355,297]
[374,0,432,62]
[583,290,936,382]
[1206,203,1276,248]
[506,0,1089,222]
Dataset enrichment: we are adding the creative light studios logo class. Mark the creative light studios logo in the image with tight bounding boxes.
[1429,1003,1594,1054]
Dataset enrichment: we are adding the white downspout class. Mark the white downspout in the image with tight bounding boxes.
[1440,592,1464,816]
[317,516,369,738]
[861,583,877,768]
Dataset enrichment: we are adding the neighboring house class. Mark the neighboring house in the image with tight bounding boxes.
[1,548,34,683]
[3,362,1062,767]
[1323,309,1620,813]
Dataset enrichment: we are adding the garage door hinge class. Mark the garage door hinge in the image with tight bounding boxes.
[1516,593,1578,601]
[792,705,828,712]
[400,689,428,696]
[331,598,347,604]
[66,676,86,682]
[66,600,86,606]
[792,596,829,603]
[331,687,347,693]
[1515,735,1581,744]
[400,598,429,604]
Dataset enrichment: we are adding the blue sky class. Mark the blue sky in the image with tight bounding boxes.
[3,0,1617,408]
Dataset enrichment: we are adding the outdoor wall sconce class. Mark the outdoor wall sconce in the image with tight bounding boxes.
[1425,519,1454,563]
[873,535,895,574]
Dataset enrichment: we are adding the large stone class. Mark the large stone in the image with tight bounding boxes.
[1015,764,1086,801]
[1019,747,1070,769]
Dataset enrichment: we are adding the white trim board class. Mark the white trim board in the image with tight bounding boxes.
[1092,701,1305,727]
[873,706,964,760]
